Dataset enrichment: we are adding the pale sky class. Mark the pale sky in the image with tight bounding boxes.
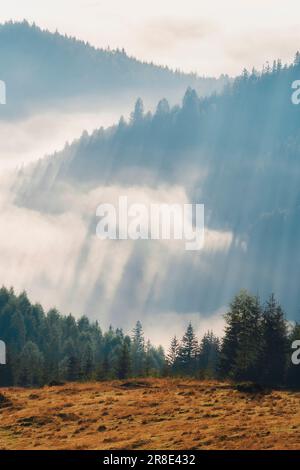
[1,0,300,76]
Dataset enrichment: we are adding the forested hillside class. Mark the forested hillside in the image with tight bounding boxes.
[13,53,300,320]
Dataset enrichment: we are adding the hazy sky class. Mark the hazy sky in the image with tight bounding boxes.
[1,0,300,76]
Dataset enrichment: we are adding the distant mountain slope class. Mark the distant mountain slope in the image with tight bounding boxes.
[13,55,300,321]
[0,21,228,118]
[18,58,300,229]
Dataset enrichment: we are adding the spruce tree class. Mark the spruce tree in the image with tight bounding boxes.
[82,344,94,380]
[219,298,242,378]
[145,340,153,377]
[260,294,288,386]
[220,290,262,381]
[178,323,198,375]
[18,341,44,386]
[130,98,144,123]
[198,331,220,377]
[233,293,262,381]
[167,335,180,373]
[117,337,131,379]
[131,321,145,376]
[67,355,80,382]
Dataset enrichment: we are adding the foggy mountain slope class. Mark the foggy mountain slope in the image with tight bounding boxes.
[0,20,229,169]
[0,20,228,120]
[16,58,300,228]
[7,55,300,332]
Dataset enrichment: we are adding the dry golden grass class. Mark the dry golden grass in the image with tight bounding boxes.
[0,378,300,450]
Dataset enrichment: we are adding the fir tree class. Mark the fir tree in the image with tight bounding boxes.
[233,292,262,381]
[130,98,144,123]
[67,355,80,382]
[198,331,220,377]
[260,294,288,386]
[117,337,131,379]
[167,335,180,371]
[178,323,198,375]
[219,290,262,381]
[131,321,145,376]
[294,51,300,66]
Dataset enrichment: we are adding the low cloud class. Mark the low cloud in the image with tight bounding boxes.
[0,103,133,170]
[0,178,233,339]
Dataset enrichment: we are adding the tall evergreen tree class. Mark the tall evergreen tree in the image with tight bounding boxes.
[18,341,44,386]
[294,51,300,66]
[233,293,262,381]
[198,331,220,377]
[260,294,288,386]
[131,321,145,376]
[167,335,180,373]
[67,355,80,382]
[81,343,94,380]
[220,290,262,381]
[130,98,144,123]
[178,323,198,375]
[219,297,242,378]
[116,336,131,379]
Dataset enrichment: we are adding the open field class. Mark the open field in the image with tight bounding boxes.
[0,378,300,450]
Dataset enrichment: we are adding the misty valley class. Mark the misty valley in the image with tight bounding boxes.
[1,12,300,454]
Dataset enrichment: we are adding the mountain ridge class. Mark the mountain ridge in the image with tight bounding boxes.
[0,20,228,119]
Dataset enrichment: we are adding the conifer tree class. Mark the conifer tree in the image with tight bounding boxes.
[67,355,80,382]
[117,337,131,379]
[220,290,262,381]
[178,323,198,375]
[18,341,44,386]
[82,343,94,380]
[260,294,288,386]
[131,321,145,376]
[233,292,262,381]
[219,299,242,378]
[167,335,180,372]
[130,98,144,123]
[198,331,220,377]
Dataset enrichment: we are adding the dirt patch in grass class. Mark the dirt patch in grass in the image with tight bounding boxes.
[0,393,13,409]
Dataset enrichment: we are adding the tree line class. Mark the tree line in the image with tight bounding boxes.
[167,290,300,389]
[0,287,299,388]
[0,287,165,387]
